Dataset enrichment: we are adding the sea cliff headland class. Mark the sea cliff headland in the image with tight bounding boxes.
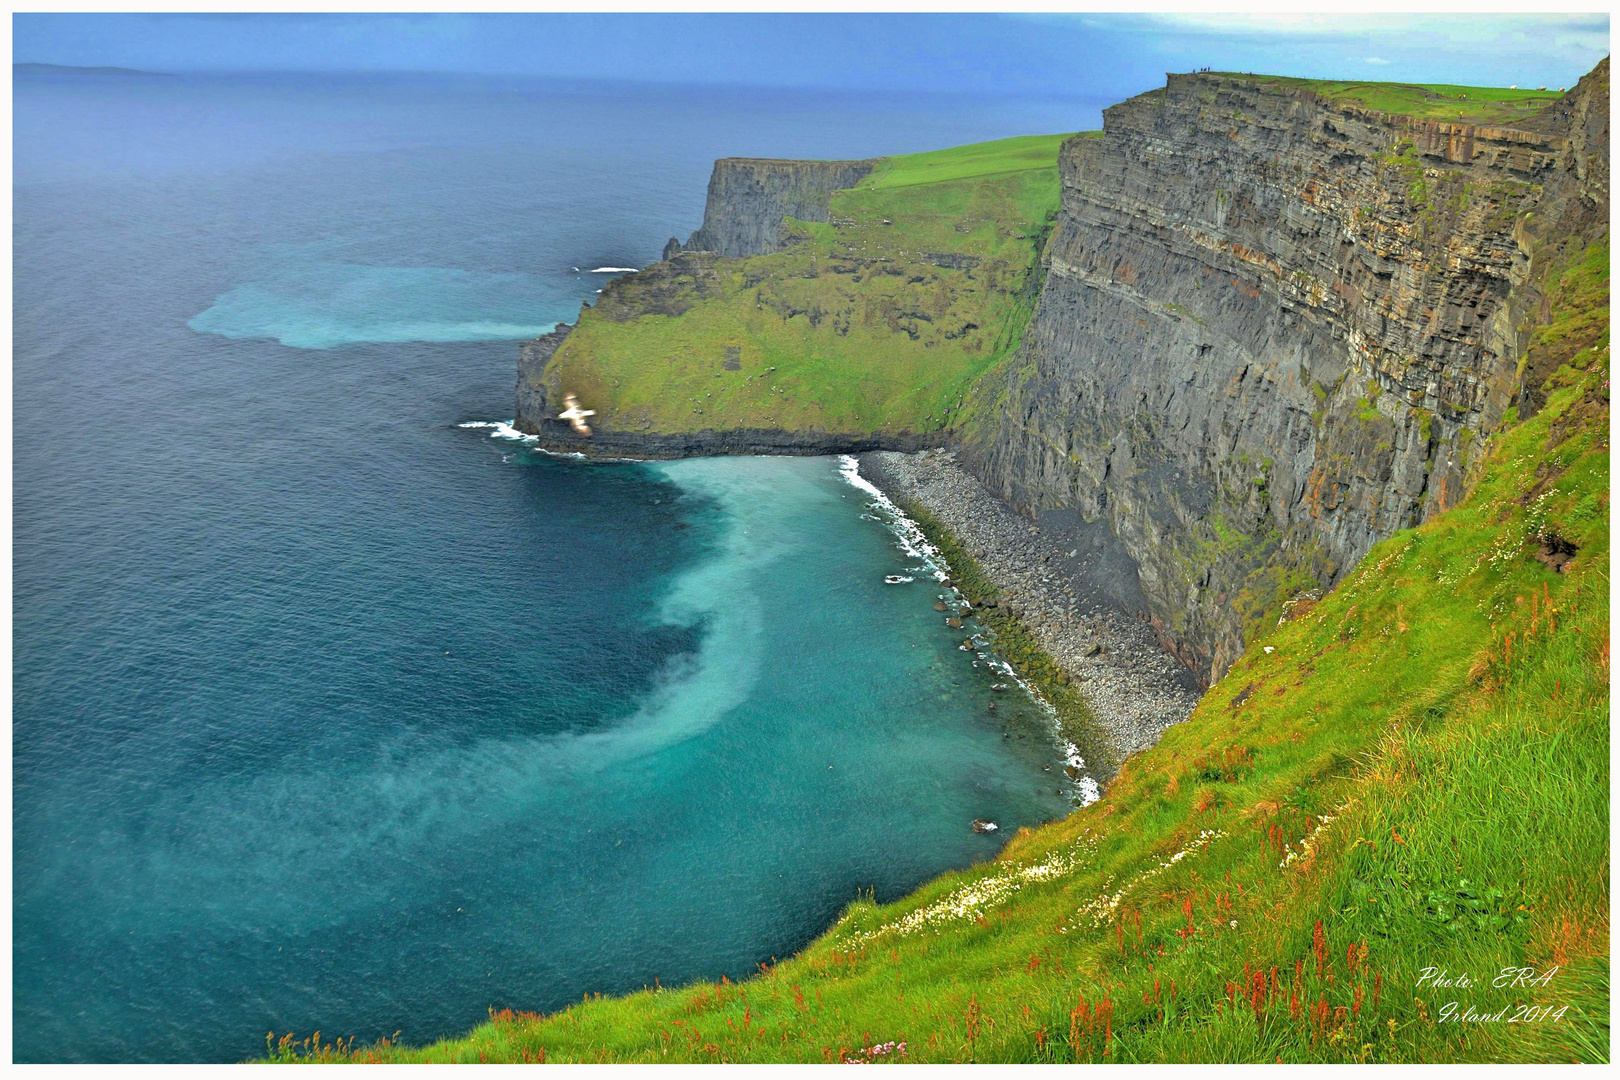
[516,58,1606,726]
[285,60,1609,1063]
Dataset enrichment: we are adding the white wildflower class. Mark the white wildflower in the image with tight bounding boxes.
[847,836,1098,945]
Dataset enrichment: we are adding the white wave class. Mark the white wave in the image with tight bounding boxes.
[838,453,1104,807]
[836,455,942,566]
[458,419,537,442]
[591,266,640,273]
[456,420,587,459]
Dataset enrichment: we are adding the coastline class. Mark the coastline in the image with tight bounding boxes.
[837,455,1106,803]
[486,412,1205,774]
[856,448,1201,764]
[517,420,948,460]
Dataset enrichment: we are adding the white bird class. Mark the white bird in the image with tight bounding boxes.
[557,393,596,435]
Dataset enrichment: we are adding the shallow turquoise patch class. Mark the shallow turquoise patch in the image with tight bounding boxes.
[189,261,557,349]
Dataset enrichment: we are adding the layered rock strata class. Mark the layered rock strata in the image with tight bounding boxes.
[965,62,1610,682]
[516,63,1608,688]
[680,157,878,258]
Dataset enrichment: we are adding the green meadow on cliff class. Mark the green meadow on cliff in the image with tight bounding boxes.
[540,133,1074,436]
[276,237,1609,1063]
[1216,75,1566,125]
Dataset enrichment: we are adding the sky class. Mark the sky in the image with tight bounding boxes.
[12,12,1611,99]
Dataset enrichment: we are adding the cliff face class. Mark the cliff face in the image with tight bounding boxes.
[682,157,878,257]
[964,62,1609,682]
[514,322,574,441]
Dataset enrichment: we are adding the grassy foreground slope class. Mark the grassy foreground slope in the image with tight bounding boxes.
[541,134,1073,437]
[277,244,1608,1064]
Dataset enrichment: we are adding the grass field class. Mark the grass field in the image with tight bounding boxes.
[862,132,1088,189]
[539,134,1074,436]
[1214,74,1566,125]
[274,242,1608,1064]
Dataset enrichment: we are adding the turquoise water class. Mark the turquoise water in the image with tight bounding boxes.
[188,255,561,349]
[13,68,1105,1062]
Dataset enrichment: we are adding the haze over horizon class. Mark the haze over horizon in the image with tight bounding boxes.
[14,13,1611,100]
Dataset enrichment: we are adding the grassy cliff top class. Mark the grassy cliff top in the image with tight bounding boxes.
[863,132,1076,189]
[277,241,1609,1064]
[1211,72,1567,126]
[539,133,1081,438]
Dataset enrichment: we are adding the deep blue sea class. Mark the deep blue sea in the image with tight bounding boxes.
[12,68,1107,1063]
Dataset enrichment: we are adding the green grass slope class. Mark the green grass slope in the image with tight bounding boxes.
[1216,73,1566,125]
[275,243,1608,1064]
[541,133,1073,437]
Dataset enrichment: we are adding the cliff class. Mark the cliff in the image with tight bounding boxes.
[964,61,1609,682]
[301,240,1613,1058]
[681,157,879,257]
[515,65,1607,683]
[515,135,1070,451]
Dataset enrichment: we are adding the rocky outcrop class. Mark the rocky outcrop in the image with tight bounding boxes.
[514,321,575,439]
[517,417,946,461]
[531,426,946,460]
[963,63,1610,683]
[1514,58,1611,418]
[682,157,878,257]
[514,259,947,457]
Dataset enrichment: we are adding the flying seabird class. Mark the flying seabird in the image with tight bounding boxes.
[558,394,596,435]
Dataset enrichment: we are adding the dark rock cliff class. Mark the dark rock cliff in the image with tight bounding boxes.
[962,62,1610,682]
[681,157,878,257]
[514,322,575,438]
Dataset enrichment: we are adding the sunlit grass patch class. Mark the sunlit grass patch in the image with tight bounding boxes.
[1212,73,1566,125]
[541,134,1078,438]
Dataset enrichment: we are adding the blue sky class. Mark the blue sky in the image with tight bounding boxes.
[13,13,1610,98]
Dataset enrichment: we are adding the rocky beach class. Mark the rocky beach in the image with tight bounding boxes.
[859,447,1202,762]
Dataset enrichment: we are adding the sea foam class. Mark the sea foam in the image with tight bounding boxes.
[838,454,1102,807]
[188,260,559,349]
[457,420,587,459]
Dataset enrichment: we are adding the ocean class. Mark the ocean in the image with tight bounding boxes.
[12,68,1107,1062]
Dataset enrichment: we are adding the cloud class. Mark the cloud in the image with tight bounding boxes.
[1364,56,1392,65]
[1133,13,1603,42]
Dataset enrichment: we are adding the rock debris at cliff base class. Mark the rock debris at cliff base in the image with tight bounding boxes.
[860,448,1202,760]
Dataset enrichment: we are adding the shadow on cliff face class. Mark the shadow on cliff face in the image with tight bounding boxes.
[1029,507,1205,696]
[1029,508,1147,614]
